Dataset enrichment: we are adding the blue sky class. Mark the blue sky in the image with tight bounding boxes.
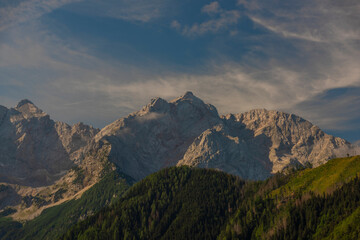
[0,0,359,142]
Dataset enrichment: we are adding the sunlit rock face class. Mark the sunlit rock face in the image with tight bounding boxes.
[228,110,349,173]
[0,100,98,187]
[0,93,352,187]
[94,92,222,180]
[93,92,351,181]
[178,109,350,180]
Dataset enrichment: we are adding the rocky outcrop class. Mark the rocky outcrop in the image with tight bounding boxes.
[55,122,99,164]
[0,94,353,217]
[94,92,221,180]
[229,110,349,172]
[177,109,350,179]
[0,100,98,187]
[93,92,352,181]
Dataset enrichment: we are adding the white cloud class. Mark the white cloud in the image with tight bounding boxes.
[249,17,324,43]
[171,2,240,37]
[1,0,359,140]
[290,87,360,131]
[182,10,240,36]
[0,0,172,33]
[240,0,360,43]
[201,2,221,15]
[1,21,359,131]
[0,0,82,32]
[0,23,156,126]
[170,20,181,30]
[63,0,172,23]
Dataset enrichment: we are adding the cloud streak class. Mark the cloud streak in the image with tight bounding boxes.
[0,0,172,32]
[201,2,221,15]
[65,0,172,22]
[0,0,82,31]
[173,2,241,37]
[239,0,360,43]
[1,18,359,134]
[182,10,240,36]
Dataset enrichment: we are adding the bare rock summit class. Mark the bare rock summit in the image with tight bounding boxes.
[0,100,98,187]
[91,92,352,181]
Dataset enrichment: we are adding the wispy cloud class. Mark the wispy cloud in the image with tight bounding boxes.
[1,19,359,132]
[239,0,360,43]
[201,2,221,15]
[0,0,82,31]
[182,10,240,36]
[291,87,360,131]
[0,0,171,32]
[64,0,172,22]
[249,17,324,43]
[173,2,241,37]
[1,0,359,143]
[0,23,154,125]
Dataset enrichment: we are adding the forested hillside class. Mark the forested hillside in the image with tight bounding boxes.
[0,171,133,240]
[62,156,360,240]
[1,156,359,240]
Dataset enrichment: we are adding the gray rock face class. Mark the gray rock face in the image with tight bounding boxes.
[178,123,272,179]
[0,100,98,187]
[93,92,352,181]
[178,109,351,179]
[229,110,349,172]
[94,92,221,180]
[0,94,352,188]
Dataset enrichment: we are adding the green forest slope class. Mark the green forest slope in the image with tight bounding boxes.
[271,155,360,196]
[62,156,360,240]
[0,171,133,240]
[1,156,359,240]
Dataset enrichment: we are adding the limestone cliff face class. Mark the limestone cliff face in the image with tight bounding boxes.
[0,95,351,186]
[94,92,221,180]
[55,121,99,164]
[0,94,354,217]
[177,123,272,180]
[178,109,350,179]
[0,100,98,187]
[229,110,349,172]
[93,92,352,181]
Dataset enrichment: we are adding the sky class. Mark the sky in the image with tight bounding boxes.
[0,0,359,143]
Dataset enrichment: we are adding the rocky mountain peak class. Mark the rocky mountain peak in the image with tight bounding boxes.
[1,94,353,188]
[16,99,35,108]
[227,109,308,128]
[171,91,202,104]
[183,91,195,99]
[170,91,219,118]
[141,97,170,114]
[0,99,99,187]
[14,99,45,118]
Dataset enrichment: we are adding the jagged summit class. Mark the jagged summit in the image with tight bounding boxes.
[171,91,202,103]
[16,99,35,108]
[183,91,195,99]
[142,97,170,114]
[230,109,309,127]
[14,99,45,118]
[138,92,218,118]
[0,99,99,187]
[90,92,352,181]
[0,94,353,187]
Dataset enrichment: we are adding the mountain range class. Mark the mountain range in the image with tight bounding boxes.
[0,92,359,239]
[0,92,354,215]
